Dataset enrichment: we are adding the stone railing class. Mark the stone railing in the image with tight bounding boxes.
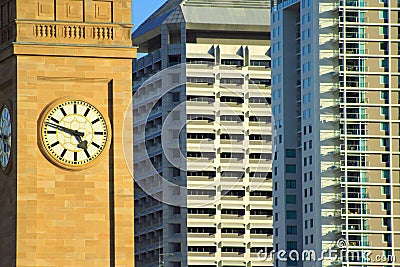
[34,24,114,40]
[16,21,132,45]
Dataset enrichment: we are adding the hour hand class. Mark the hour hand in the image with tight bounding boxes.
[45,122,84,137]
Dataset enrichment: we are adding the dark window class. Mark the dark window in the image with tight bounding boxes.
[285,149,296,158]
[250,209,273,216]
[286,180,296,188]
[221,209,245,216]
[188,208,216,215]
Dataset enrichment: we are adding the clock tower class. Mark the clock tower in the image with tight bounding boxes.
[0,0,136,266]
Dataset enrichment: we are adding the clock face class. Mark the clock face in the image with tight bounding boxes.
[0,106,11,171]
[40,99,109,169]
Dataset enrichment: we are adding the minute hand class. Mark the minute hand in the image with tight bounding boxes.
[45,122,84,137]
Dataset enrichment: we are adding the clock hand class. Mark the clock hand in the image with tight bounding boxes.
[45,122,84,137]
[77,140,88,150]
[45,122,89,150]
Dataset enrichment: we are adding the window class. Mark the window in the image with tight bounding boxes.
[251,209,272,216]
[305,204,308,213]
[221,60,243,67]
[309,125,312,133]
[380,75,389,85]
[188,246,216,253]
[172,243,181,252]
[285,149,296,158]
[172,93,180,102]
[383,218,390,226]
[286,195,296,204]
[379,26,388,36]
[172,168,180,177]
[383,234,391,243]
[250,228,272,235]
[305,220,308,229]
[173,206,181,214]
[309,171,313,180]
[304,157,307,166]
[382,186,390,195]
[222,228,245,235]
[310,203,313,212]
[309,156,312,165]
[310,187,313,196]
[173,224,181,233]
[304,173,307,182]
[221,247,246,253]
[188,189,215,196]
[381,122,389,132]
[275,213,278,221]
[287,241,297,250]
[188,208,216,215]
[379,10,388,19]
[286,164,296,173]
[222,209,245,216]
[286,180,296,189]
[304,142,307,151]
[305,236,309,245]
[250,60,271,68]
[309,140,312,149]
[286,226,297,235]
[286,210,297,219]
[383,202,390,211]
[382,170,390,180]
[310,219,314,228]
[304,189,308,198]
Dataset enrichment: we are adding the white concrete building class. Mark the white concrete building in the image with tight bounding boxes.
[132,1,274,267]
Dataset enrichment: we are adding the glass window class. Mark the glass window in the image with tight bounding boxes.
[286,195,296,204]
[287,241,297,250]
[286,180,296,188]
[286,210,297,219]
[286,226,297,235]
[286,164,296,173]
[285,149,296,158]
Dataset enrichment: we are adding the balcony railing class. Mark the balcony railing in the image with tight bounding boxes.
[341,192,370,199]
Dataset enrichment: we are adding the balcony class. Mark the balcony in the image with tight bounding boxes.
[341,191,369,199]
[341,176,369,183]
[340,144,367,151]
[340,159,368,167]
[342,223,370,231]
[340,0,366,7]
[339,97,368,104]
[341,208,370,215]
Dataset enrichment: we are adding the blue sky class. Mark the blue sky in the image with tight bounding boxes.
[132,0,168,30]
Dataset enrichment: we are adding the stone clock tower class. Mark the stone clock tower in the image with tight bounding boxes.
[0,0,136,266]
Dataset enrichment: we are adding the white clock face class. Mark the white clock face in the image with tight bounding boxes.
[41,100,109,168]
[0,106,11,170]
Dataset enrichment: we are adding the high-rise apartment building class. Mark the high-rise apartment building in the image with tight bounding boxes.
[272,0,400,266]
[132,1,274,266]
